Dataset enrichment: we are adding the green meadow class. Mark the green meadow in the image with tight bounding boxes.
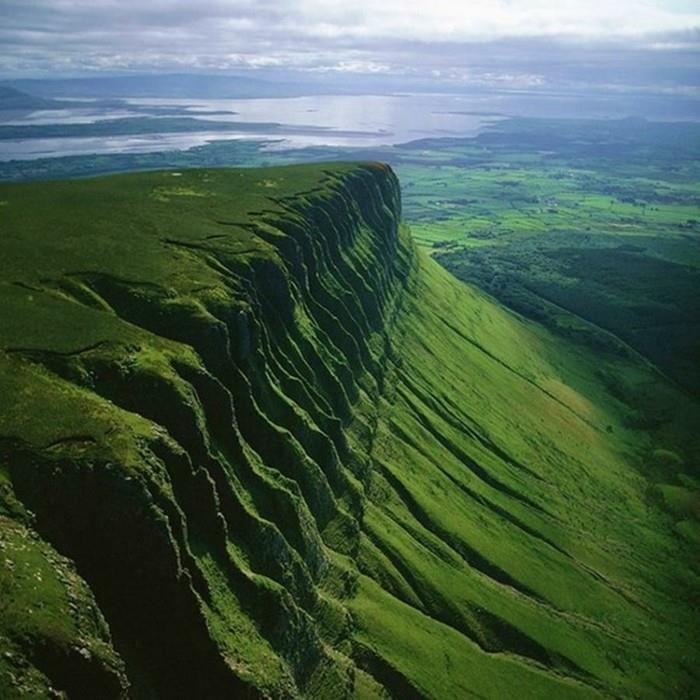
[386,119,700,396]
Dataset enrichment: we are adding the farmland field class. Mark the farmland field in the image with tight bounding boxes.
[389,120,700,395]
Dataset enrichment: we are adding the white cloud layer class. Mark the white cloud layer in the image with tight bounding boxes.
[0,0,698,79]
[273,0,700,40]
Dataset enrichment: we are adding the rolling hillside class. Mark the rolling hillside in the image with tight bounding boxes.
[0,164,698,698]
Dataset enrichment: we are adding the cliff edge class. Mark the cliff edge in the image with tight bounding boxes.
[0,164,697,698]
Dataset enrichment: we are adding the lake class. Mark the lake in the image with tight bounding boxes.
[2,89,699,161]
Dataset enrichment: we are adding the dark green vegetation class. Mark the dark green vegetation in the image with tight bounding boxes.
[388,119,700,395]
[0,137,282,182]
[1,163,698,697]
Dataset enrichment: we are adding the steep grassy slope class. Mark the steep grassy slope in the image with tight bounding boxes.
[0,164,698,698]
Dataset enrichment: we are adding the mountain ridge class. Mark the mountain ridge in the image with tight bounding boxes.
[0,163,697,698]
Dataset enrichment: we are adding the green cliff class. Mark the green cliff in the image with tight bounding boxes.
[0,164,697,698]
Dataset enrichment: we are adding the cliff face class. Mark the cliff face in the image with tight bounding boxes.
[0,164,697,699]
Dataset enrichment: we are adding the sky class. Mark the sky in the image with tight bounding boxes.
[1,0,699,93]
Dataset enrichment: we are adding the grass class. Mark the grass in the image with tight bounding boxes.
[0,162,698,697]
[0,516,127,697]
[383,120,700,395]
[4,116,697,390]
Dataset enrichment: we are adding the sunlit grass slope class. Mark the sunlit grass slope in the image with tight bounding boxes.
[0,164,698,698]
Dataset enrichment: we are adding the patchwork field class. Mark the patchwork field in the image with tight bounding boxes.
[388,120,700,397]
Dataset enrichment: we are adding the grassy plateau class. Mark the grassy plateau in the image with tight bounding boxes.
[0,162,698,698]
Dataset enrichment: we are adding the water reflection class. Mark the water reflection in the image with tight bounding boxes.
[2,89,698,162]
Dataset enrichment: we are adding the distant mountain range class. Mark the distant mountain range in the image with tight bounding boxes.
[0,73,347,100]
[0,86,69,110]
[0,71,501,100]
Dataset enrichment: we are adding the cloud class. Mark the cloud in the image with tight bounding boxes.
[272,0,700,40]
[0,0,698,85]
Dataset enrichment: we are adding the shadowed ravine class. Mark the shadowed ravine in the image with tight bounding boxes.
[0,163,698,698]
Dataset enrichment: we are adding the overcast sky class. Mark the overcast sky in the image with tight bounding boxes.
[1,1,699,91]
